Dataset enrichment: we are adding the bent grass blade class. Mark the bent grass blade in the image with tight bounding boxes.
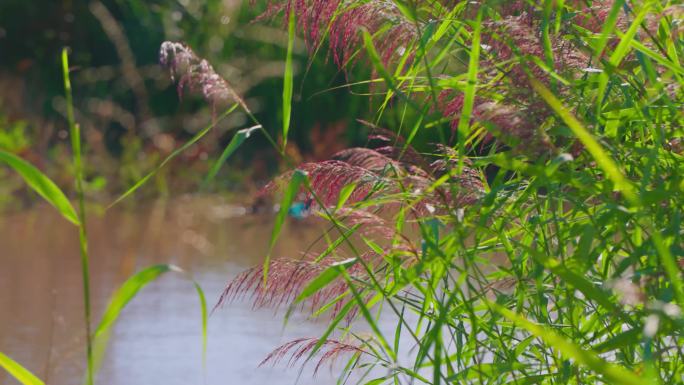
[489,302,648,385]
[202,124,262,188]
[0,150,80,226]
[264,169,307,284]
[108,103,239,209]
[90,265,208,380]
[281,9,295,152]
[0,352,45,385]
[62,47,95,385]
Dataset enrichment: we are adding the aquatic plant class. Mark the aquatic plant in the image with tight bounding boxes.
[0,51,209,385]
[5,1,679,384]
[159,41,248,111]
[212,0,684,383]
[259,337,368,375]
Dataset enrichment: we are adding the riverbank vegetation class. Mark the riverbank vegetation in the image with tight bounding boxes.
[1,1,683,385]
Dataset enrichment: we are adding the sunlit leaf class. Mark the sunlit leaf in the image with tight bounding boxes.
[0,150,79,226]
[0,352,45,385]
[264,169,308,283]
[281,9,295,150]
[294,258,358,303]
[90,265,207,378]
[203,124,261,187]
[489,302,647,385]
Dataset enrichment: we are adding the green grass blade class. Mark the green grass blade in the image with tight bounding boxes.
[294,258,358,304]
[519,242,631,323]
[90,265,208,378]
[529,78,638,205]
[541,0,555,74]
[192,281,208,370]
[0,150,79,225]
[264,169,307,284]
[595,1,653,107]
[592,328,641,353]
[108,104,239,208]
[456,7,483,141]
[651,231,684,307]
[0,352,45,385]
[531,77,683,307]
[202,124,261,188]
[93,264,173,340]
[607,2,653,67]
[281,9,295,151]
[361,29,416,110]
[629,38,684,75]
[62,47,94,385]
[592,0,625,58]
[489,302,647,385]
[335,182,358,211]
[342,270,396,361]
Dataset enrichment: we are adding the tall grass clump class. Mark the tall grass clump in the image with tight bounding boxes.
[3,0,681,384]
[0,51,208,385]
[205,0,683,384]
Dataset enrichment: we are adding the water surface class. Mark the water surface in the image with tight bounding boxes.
[0,196,347,385]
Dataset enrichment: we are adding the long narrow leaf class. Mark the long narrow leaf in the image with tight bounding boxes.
[0,150,80,225]
[90,265,208,378]
[489,302,646,385]
[0,352,45,385]
[294,258,358,304]
[281,9,295,150]
[264,169,308,283]
[108,103,239,208]
[529,78,638,204]
[456,8,483,140]
[94,266,173,339]
[203,124,261,187]
[63,47,95,385]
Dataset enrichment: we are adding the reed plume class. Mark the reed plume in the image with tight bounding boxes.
[258,0,419,69]
[259,337,367,374]
[258,160,386,209]
[216,249,394,317]
[159,41,247,110]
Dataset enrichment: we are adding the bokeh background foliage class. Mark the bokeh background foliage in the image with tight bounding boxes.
[0,0,371,204]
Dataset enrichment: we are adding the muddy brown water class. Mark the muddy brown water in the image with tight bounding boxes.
[0,196,354,385]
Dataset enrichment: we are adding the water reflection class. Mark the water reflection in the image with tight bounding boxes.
[0,196,342,385]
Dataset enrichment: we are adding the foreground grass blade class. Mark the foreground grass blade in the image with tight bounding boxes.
[192,280,208,369]
[361,28,422,114]
[93,265,174,339]
[529,78,638,205]
[342,270,396,361]
[264,169,308,283]
[489,302,646,385]
[0,352,45,385]
[90,265,207,379]
[62,47,95,385]
[595,1,653,109]
[518,242,631,322]
[529,75,684,305]
[202,124,262,187]
[335,182,358,211]
[108,103,239,208]
[294,258,358,304]
[457,7,483,140]
[281,9,295,151]
[592,0,625,58]
[0,150,80,226]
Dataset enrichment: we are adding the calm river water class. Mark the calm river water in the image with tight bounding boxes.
[0,196,354,385]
